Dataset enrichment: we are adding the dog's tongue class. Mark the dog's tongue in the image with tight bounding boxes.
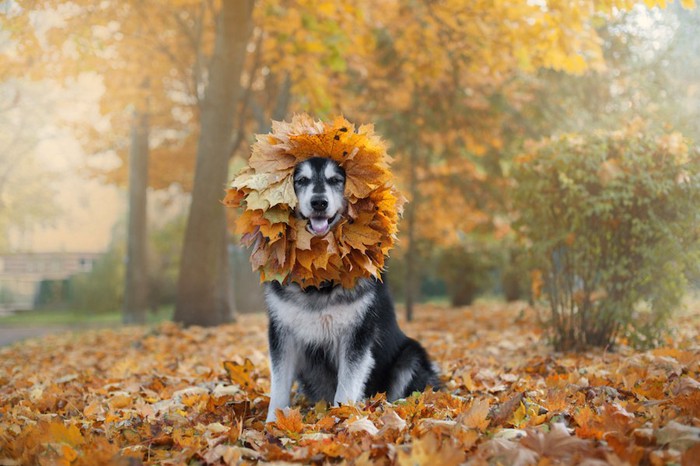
[309,217,330,235]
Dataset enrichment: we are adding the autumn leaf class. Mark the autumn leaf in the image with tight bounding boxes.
[509,400,547,428]
[346,416,379,436]
[457,398,490,431]
[519,423,591,460]
[275,407,304,433]
[108,393,132,410]
[258,222,286,241]
[654,421,700,450]
[46,421,85,447]
[397,434,465,466]
[574,405,603,439]
[222,188,244,208]
[223,359,256,392]
[377,409,407,435]
[263,206,291,224]
[342,222,383,249]
[491,392,525,427]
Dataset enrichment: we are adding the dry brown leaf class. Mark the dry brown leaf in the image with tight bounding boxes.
[397,434,465,466]
[457,398,491,431]
[520,423,591,459]
[346,416,379,436]
[655,421,700,450]
[378,410,407,435]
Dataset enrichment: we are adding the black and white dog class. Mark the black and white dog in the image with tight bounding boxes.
[264,156,440,422]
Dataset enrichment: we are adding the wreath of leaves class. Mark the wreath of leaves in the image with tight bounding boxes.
[224,114,405,288]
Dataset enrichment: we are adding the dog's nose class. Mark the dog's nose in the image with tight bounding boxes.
[311,197,328,212]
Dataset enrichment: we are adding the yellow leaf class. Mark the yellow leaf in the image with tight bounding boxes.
[60,444,78,462]
[511,402,529,427]
[261,177,296,208]
[231,172,279,191]
[47,421,85,446]
[243,191,270,211]
[259,222,286,241]
[107,393,132,410]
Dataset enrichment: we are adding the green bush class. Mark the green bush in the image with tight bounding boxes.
[0,285,14,306]
[437,242,496,307]
[149,215,186,309]
[69,216,185,315]
[385,239,447,304]
[70,245,125,314]
[501,247,531,303]
[514,127,700,350]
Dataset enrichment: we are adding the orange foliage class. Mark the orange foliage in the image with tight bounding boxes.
[225,114,405,288]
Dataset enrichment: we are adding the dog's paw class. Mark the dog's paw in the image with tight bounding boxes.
[265,411,277,423]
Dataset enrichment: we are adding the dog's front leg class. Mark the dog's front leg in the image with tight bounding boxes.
[334,342,374,406]
[266,323,297,423]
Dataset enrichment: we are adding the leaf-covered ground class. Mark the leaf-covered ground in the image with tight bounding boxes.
[1,302,699,465]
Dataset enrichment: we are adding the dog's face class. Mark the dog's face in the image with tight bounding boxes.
[293,157,346,236]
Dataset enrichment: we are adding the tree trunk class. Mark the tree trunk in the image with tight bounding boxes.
[123,109,149,324]
[174,0,254,327]
[404,145,419,322]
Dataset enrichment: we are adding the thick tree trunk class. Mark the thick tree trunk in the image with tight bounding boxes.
[123,109,149,324]
[174,0,254,327]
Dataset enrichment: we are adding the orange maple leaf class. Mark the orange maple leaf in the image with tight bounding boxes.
[223,359,256,392]
[275,407,305,433]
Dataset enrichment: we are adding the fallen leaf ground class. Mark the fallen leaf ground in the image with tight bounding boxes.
[1,302,699,465]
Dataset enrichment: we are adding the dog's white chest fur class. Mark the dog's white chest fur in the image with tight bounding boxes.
[266,290,373,346]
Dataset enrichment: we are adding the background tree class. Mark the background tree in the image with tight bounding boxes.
[347,0,680,319]
[0,0,211,322]
[174,0,254,326]
[0,80,58,251]
[1,0,379,323]
[1,0,696,327]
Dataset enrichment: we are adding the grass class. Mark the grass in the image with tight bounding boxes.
[0,306,174,327]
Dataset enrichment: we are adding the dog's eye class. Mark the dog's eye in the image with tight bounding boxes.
[295,177,310,186]
[327,177,343,185]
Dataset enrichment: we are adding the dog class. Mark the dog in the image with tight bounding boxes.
[264,156,440,422]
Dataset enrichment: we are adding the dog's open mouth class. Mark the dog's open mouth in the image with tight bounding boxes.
[306,213,339,236]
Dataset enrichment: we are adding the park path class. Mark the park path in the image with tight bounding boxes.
[0,326,73,347]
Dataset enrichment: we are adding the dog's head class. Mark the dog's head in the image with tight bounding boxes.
[293,157,346,236]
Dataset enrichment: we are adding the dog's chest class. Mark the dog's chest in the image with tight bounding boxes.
[267,292,372,346]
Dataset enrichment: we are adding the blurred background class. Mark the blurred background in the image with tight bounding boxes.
[0,0,698,343]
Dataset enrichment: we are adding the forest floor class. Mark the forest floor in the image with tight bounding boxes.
[1,302,699,465]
